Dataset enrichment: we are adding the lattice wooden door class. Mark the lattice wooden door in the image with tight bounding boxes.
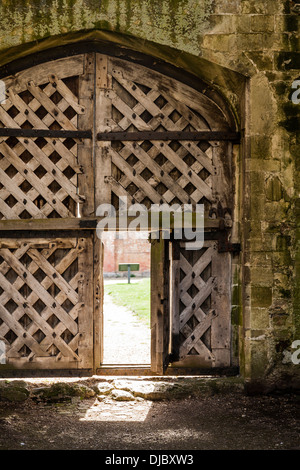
[170,240,231,368]
[0,51,237,374]
[94,55,235,370]
[96,57,233,211]
[0,55,95,221]
[0,54,96,374]
[0,236,93,370]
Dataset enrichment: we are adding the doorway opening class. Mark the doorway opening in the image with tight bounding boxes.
[101,231,151,366]
[0,49,240,378]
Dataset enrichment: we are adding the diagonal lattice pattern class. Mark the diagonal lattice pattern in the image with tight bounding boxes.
[0,239,85,363]
[0,75,84,219]
[107,70,215,211]
[178,241,217,360]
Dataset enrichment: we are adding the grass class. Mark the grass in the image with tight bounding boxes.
[104,278,151,327]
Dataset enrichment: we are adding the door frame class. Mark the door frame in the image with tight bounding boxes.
[0,46,241,377]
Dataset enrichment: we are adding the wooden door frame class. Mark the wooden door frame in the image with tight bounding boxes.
[0,46,241,377]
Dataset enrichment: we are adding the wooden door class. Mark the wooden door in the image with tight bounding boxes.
[0,54,96,375]
[0,235,94,371]
[95,56,232,211]
[150,236,171,374]
[0,51,237,375]
[94,55,235,371]
[170,239,231,368]
[0,54,94,220]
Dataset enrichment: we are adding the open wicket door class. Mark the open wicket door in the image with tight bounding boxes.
[150,236,171,374]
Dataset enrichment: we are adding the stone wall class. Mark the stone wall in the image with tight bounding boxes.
[0,0,299,391]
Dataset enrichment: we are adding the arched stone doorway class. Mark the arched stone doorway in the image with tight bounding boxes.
[0,49,240,376]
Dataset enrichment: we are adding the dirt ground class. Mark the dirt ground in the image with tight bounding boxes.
[103,289,151,365]
[1,290,299,453]
[0,390,299,451]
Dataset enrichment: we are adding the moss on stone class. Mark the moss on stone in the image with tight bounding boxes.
[31,382,96,401]
[0,0,214,55]
[0,380,29,402]
[265,176,283,202]
[251,287,273,309]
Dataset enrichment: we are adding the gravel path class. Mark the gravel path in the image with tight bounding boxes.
[102,289,151,365]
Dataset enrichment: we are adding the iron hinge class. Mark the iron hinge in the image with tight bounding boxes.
[97,130,241,142]
[218,240,241,254]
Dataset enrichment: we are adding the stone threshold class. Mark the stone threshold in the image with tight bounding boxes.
[0,374,244,403]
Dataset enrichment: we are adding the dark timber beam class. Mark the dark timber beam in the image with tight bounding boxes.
[0,128,240,142]
[0,128,92,139]
[97,131,241,142]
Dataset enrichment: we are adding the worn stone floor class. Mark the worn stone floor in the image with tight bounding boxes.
[0,283,299,452]
[0,390,299,451]
[0,374,299,451]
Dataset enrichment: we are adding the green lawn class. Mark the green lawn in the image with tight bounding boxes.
[104,278,151,327]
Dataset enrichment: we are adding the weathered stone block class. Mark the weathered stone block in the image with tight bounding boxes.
[236,14,251,33]
[213,0,241,14]
[94,382,115,395]
[249,252,270,266]
[276,234,292,252]
[272,251,292,267]
[249,337,269,379]
[206,15,236,34]
[245,52,274,71]
[263,202,290,223]
[251,286,273,308]
[202,33,236,52]
[251,307,270,329]
[113,379,175,400]
[251,267,274,286]
[249,160,281,172]
[241,0,280,15]
[249,74,277,136]
[237,32,265,51]
[265,176,283,201]
[0,380,29,402]
[31,382,96,402]
[251,15,274,32]
[110,389,135,401]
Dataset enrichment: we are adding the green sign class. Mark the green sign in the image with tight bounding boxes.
[118,263,140,272]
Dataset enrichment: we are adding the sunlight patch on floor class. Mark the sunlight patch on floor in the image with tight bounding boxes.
[79,398,153,422]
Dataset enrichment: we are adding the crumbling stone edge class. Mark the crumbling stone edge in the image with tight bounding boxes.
[0,375,299,403]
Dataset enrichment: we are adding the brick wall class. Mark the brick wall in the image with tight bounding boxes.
[103,233,150,276]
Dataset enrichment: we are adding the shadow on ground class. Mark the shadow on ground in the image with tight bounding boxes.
[0,389,299,450]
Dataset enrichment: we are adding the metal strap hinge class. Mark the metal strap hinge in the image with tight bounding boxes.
[218,240,241,254]
[0,128,92,139]
[97,130,241,142]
